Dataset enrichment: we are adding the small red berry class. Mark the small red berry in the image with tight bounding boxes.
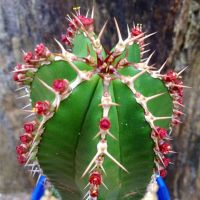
[20,133,33,144]
[99,118,111,130]
[34,101,50,115]
[24,121,37,133]
[23,51,34,63]
[160,169,167,178]
[16,144,28,154]
[154,127,167,139]
[17,154,27,165]
[52,79,69,94]
[89,171,102,186]
[159,142,171,154]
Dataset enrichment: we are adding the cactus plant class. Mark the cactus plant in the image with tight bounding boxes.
[13,8,187,200]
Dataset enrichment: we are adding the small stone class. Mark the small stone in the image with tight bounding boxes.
[99,118,111,130]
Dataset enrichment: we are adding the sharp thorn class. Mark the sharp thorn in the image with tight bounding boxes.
[37,77,56,94]
[54,38,67,54]
[81,153,99,178]
[146,92,166,102]
[100,165,107,176]
[98,20,108,40]
[154,116,172,121]
[105,151,129,173]
[158,59,168,73]
[177,66,188,76]
[85,9,89,18]
[139,32,157,42]
[24,113,35,120]
[83,183,90,190]
[15,86,28,92]
[107,131,118,140]
[102,182,109,190]
[127,24,131,38]
[91,5,95,19]
[114,17,123,42]
[145,51,155,65]
[16,94,30,99]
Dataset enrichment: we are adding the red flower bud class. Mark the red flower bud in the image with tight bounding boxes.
[35,43,46,57]
[16,144,29,154]
[99,118,111,130]
[159,142,171,154]
[154,127,167,139]
[159,169,167,178]
[34,101,51,115]
[20,133,33,144]
[52,79,69,94]
[17,154,27,165]
[23,51,34,63]
[23,121,37,133]
[89,171,102,186]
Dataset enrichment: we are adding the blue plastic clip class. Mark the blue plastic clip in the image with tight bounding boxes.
[31,175,46,200]
[156,175,171,200]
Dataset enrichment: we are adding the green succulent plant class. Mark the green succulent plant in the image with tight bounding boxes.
[13,8,186,200]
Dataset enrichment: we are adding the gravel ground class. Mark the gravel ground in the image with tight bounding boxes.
[0,193,30,200]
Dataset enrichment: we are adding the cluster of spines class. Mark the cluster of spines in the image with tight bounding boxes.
[13,7,189,200]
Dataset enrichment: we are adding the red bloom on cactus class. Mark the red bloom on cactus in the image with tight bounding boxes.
[34,100,50,115]
[35,43,46,56]
[154,127,167,139]
[77,15,94,26]
[163,157,170,167]
[17,154,27,165]
[24,121,37,133]
[53,79,69,94]
[89,171,102,185]
[16,144,28,154]
[23,51,34,63]
[159,142,171,154]
[20,133,33,143]
[99,118,111,130]
[160,169,167,178]
[163,70,177,82]
[131,27,143,37]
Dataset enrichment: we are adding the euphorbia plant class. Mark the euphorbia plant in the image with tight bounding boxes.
[13,8,187,200]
